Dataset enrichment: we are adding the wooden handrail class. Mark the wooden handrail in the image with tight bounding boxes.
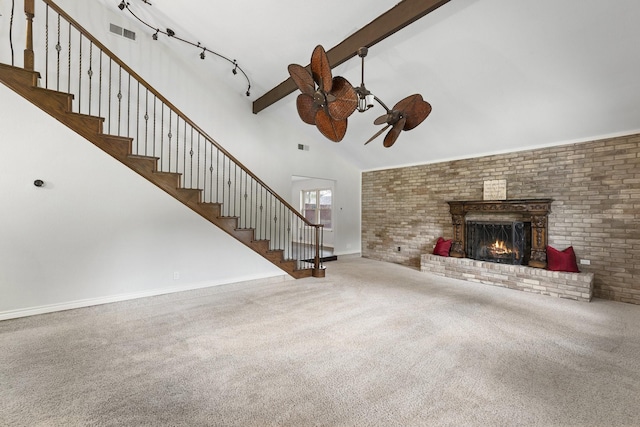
[40,0,317,228]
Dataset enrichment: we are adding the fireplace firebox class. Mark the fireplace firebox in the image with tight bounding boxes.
[466,221,530,265]
[447,199,553,268]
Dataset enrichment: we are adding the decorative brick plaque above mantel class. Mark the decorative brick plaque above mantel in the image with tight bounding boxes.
[447,199,553,268]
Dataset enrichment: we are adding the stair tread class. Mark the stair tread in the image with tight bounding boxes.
[128,154,159,160]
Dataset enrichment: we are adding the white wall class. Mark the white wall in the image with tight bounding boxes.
[0,0,361,318]
[0,84,288,317]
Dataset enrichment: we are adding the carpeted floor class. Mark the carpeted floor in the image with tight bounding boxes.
[1,256,639,426]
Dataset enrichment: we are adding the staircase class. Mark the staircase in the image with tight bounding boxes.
[0,0,324,279]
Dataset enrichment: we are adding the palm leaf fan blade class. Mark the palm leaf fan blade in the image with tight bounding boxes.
[296,94,317,125]
[394,94,432,131]
[383,117,406,148]
[315,109,347,142]
[288,64,314,96]
[311,45,333,92]
[364,124,391,145]
[327,76,358,121]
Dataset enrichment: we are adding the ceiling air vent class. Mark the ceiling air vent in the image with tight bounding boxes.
[110,23,136,41]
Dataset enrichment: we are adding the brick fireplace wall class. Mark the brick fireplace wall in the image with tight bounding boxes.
[362,133,640,304]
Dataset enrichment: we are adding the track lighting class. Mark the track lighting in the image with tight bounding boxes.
[121,4,252,97]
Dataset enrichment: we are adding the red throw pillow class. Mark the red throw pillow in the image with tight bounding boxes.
[433,237,452,257]
[547,245,580,272]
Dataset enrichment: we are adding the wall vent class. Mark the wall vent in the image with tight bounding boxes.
[297,144,309,151]
[110,23,136,41]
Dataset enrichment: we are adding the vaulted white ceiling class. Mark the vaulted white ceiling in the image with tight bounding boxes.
[110,0,640,171]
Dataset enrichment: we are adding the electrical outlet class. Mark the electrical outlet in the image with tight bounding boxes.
[580,259,591,265]
[397,246,401,252]
[173,271,180,280]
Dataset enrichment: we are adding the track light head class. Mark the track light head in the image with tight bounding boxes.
[200,49,205,60]
[232,60,238,75]
[166,28,175,37]
[152,30,158,40]
[118,0,127,10]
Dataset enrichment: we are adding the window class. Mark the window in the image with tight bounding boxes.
[302,189,332,229]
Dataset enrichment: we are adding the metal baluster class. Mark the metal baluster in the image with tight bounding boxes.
[208,144,214,203]
[98,51,102,118]
[183,121,188,185]
[55,14,60,91]
[174,116,180,174]
[233,163,237,217]
[126,74,131,137]
[196,133,201,191]
[45,5,49,88]
[143,90,149,155]
[259,188,264,240]
[250,179,254,230]
[78,33,82,112]
[221,155,227,215]
[160,103,164,169]
[67,22,70,95]
[88,42,93,115]
[135,82,140,152]
[107,60,112,133]
[167,109,172,172]
[117,65,122,135]
[243,172,248,229]
[189,128,194,188]
[215,149,220,205]
[152,95,157,157]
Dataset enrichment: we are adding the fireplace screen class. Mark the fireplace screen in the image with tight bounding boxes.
[466,221,528,265]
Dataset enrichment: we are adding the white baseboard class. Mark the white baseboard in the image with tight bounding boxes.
[0,273,290,321]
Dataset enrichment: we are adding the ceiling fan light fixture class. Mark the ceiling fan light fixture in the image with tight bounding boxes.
[356,85,374,113]
[288,45,430,146]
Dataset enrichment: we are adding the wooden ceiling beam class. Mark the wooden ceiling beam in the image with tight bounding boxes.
[252,0,451,114]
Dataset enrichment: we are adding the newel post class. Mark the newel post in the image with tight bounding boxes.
[312,224,326,278]
[24,0,35,71]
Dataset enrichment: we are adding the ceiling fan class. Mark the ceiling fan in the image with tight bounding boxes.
[288,45,358,142]
[288,45,432,147]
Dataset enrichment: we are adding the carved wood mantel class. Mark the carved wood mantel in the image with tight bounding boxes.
[447,199,553,268]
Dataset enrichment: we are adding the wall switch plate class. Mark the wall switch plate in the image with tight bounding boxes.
[580,259,591,265]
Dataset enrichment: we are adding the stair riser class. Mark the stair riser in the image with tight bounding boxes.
[98,136,132,159]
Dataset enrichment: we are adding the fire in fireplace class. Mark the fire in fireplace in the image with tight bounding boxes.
[466,221,530,265]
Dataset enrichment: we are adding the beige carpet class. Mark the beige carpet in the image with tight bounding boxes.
[1,256,639,426]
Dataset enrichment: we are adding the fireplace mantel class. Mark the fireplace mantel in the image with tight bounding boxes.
[447,199,553,268]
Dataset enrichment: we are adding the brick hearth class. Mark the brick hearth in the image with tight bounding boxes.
[421,254,594,302]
